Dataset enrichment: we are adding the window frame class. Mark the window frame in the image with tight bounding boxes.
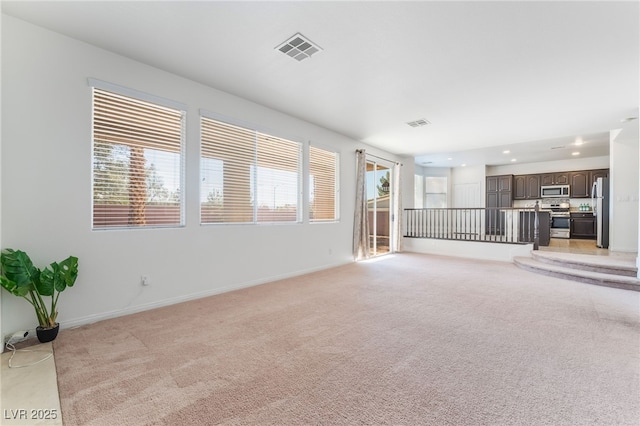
[309,143,340,223]
[199,111,304,226]
[89,79,187,230]
[424,176,448,208]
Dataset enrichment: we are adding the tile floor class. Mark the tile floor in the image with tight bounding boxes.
[1,239,636,426]
[1,342,62,425]
[542,238,638,258]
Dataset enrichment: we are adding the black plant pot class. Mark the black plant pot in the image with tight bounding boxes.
[36,323,59,343]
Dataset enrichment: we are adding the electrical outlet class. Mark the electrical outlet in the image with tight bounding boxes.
[141,275,151,286]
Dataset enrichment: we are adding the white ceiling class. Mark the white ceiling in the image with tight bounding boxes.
[2,1,638,167]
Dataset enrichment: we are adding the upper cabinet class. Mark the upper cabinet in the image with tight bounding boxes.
[540,172,570,185]
[570,169,609,198]
[591,169,609,183]
[512,169,609,200]
[569,171,590,197]
[486,175,513,207]
[513,174,540,200]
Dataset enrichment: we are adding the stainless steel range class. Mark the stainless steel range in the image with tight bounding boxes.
[541,198,570,239]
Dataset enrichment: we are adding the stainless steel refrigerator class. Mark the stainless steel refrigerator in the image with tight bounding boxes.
[591,177,609,248]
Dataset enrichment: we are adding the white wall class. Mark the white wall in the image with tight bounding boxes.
[404,239,532,262]
[0,16,409,337]
[0,11,4,348]
[638,122,640,277]
[609,122,639,253]
[416,166,450,178]
[402,161,416,209]
[486,156,610,176]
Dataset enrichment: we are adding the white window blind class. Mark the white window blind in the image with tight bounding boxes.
[309,145,339,222]
[92,88,185,229]
[200,116,302,224]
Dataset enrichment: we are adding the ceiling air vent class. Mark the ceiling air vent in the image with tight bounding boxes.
[276,33,322,62]
[407,119,430,128]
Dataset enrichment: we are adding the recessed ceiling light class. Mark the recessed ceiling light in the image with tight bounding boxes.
[276,33,322,62]
[572,152,580,156]
[406,119,430,128]
[503,150,510,154]
[461,164,467,167]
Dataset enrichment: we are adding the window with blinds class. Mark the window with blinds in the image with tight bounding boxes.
[309,145,339,222]
[200,116,302,224]
[425,176,448,208]
[92,87,185,229]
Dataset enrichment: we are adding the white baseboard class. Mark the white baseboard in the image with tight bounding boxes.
[608,246,639,254]
[403,238,533,262]
[60,260,352,331]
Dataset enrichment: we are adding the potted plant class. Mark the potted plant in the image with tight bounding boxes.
[0,249,79,343]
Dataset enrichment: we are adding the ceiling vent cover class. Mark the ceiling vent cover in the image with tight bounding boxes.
[407,119,430,128]
[276,33,322,62]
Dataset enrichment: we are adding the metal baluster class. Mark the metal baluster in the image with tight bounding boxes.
[533,200,540,250]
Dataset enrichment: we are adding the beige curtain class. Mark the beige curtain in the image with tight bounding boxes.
[353,149,370,260]
[392,162,403,253]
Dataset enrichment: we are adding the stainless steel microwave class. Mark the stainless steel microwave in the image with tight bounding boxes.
[541,185,570,197]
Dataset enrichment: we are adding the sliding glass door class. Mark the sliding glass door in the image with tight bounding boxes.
[366,160,393,256]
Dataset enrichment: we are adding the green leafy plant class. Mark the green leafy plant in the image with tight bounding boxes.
[0,249,79,328]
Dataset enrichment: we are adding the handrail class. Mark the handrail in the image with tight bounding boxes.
[404,204,540,249]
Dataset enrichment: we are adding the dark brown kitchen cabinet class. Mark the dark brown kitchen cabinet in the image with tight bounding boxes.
[591,169,609,183]
[513,169,608,200]
[570,169,609,198]
[526,175,541,199]
[486,175,512,207]
[513,175,526,199]
[486,175,512,235]
[569,171,590,198]
[486,174,512,193]
[570,212,596,239]
[541,172,570,186]
[513,174,541,200]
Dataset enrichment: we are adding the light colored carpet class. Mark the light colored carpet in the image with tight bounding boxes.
[53,253,640,425]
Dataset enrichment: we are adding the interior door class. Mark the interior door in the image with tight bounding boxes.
[366,160,392,256]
